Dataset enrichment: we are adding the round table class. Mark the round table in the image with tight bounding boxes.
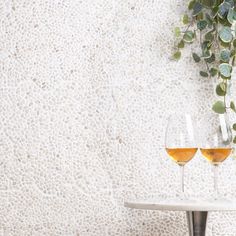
[124,199,236,236]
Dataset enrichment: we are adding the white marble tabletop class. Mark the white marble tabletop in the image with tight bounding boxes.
[124,199,236,212]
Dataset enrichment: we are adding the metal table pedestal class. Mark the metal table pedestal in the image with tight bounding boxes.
[186,211,208,236]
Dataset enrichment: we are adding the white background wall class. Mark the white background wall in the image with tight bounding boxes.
[1,0,236,235]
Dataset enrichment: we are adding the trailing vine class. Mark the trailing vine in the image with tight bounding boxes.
[173,0,236,143]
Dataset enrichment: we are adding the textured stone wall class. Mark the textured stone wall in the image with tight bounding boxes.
[1,0,236,235]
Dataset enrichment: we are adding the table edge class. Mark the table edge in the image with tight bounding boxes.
[124,201,236,212]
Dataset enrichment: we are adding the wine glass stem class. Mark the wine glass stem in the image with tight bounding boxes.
[180,165,185,194]
[213,164,219,198]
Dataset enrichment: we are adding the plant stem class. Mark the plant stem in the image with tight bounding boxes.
[215,16,221,51]
[224,79,227,109]
[183,18,195,34]
[204,60,211,75]
[177,19,195,49]
[200,30,212,79]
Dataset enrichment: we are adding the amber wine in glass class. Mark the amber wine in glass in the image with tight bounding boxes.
[166,148,198,165]
[200,148,232,164]
[199,113,232,199]
[165,114,198,198]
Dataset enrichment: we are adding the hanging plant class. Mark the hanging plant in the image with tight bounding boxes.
[173,0,236,142]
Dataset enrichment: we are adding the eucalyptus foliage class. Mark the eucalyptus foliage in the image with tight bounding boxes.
[173,0,236,143]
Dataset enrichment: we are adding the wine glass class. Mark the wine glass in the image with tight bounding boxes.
[199,112,232,200]
[165,114,198,198]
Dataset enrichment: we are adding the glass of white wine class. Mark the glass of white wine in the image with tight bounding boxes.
[199,112,232,200]
[165,114,198,198]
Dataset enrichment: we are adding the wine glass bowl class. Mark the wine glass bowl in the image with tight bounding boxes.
[200,148,232,164]
[165,113,198,197]
[199,112,232,164]
[199,112,232,199]
[166,147,197,166]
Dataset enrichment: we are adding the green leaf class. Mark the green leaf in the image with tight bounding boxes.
[233,39,236,47]
[233,123,236,131]
[216,83,226,96]
[218,2,231,19]
[193,2,203,16]
[220,49,231,62]
[201,0,216,8]
[188,0,196,10]
[219,17,232,27]
[205,53,215,62]
[219,82,226,92]
[233,136,236,144]
[182,14,189,24]
[225,0,234,8]
[196,12,204,20]
[232,55,236,66]
[210,67,218,76]
[173,51,181,60]
[174,27,181,37]
[197,20,208,30]
[219,63,232,77]
[205,13,213,28]
[212,6,219,18]
[221,75,231,80]
[233,12,236,21]
[219,27,233,43]
[202,51,211,59]
[227,8,236,24]
[192,52,201,62]
[200,71,208,77]
[231,49,236,56]
[183,31,195,43]
[202,40,212,58]
[230,101,236,112]
[205,31,214,41]
[178,40,185,48]
[212,101,226,114]
[202,40,211,53]
[220,41,231,48]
